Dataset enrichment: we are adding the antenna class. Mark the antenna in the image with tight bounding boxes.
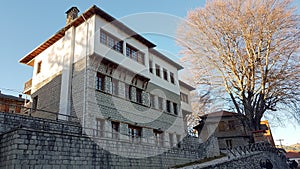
[276,139,284,148]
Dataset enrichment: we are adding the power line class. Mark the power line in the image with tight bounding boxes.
[0,87,23,94]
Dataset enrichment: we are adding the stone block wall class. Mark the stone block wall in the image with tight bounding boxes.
[30,72,62,120]
[0,112,219,169]
[197,151,288,169]
[71,57,186,149]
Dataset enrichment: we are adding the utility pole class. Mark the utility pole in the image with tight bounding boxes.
[276,139,284,148]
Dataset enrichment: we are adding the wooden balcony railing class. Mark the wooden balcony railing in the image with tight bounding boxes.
[24,78,32,94]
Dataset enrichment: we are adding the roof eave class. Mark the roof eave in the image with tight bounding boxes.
[19,5,156,65]
[149,49,184,70]
[179,80,196,91]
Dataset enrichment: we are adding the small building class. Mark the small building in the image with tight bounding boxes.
[0,91,26,114]
[252,120,275,146]
[194,110,251,149]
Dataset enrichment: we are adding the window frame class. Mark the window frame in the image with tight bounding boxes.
[180,92,189,103]
[126,44,145,65]
[173,102,178,115]
[163,68,168,81]
[96,73,105,91]
[155,64,161,77]
[149,60,153,73]
[125,84,131,100]
[32,96,38,111]
[170,72,175,84]
[111,78,119,96]
[96,118,105,137]
[150,94,155,108]
[36,61,42,74]
[166,100,171,113]
[228,120,236,130]
[111,121,120,139]
[218,121,226,132]
[128,125,142,143]
[154,130,164,147]
[158,97,163,110]
[136,88,143,104]
[100,29,123,53]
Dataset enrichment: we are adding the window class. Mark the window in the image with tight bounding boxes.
[150,94,155,108]
[163,68,168,81]
[158,97,163,110]
[128,125,142,143]
[36,61,42,74]
[169,133,174,147]
[137,52,145,65]
[170,72,175,84]
[173,103,178,115]
[32,96,38,111]
[96,73,105,91]
[149,60,153,73]
[96,119,105,137]
[4,104,9,112]
[218,121,226,132]
[100,30,123,53]
[136,88,143,104]
[228,120,236,130]
[166,100,171,113]
[112,79,119,96]
[155,64,161,77]
[176,134,181,148]
[111,121,120,139]
[226,139,233,149]
[126,44,145,65]
[154,130,164,147]
[180,92,189,103]
[125,84,131,100]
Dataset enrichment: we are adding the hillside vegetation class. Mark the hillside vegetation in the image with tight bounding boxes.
[280,143,300,152]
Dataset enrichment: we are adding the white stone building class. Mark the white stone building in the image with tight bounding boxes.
[20,6,194,151]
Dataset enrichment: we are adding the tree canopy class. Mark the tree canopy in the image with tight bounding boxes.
[177,0,300,130]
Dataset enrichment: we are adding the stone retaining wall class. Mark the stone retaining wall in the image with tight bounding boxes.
[0,112,218,169]
[197,151,288,169]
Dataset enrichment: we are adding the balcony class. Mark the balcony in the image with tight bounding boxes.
[24,79,32,95]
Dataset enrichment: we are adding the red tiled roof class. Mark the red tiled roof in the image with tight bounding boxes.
[286,151,300,158]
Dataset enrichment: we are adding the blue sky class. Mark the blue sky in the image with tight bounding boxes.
[0,0,299,145]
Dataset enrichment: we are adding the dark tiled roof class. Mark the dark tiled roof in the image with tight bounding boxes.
[0,93,25,102]
[149,49,183,70]
[200,110,238,118]
[286,151,300,158]
[179,80,195,91]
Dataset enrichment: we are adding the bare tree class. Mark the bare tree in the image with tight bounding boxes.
[177,0,300,130]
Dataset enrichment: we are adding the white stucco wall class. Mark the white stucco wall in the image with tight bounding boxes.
[149,52,180,95]
[74,16,95,63]
[93,16,180,95]
[180,85,193,113]
[31,38,65,93]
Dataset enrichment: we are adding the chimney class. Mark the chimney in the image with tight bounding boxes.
[19,94,22,98]
[65,7,80,25]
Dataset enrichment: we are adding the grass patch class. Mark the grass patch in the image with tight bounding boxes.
[172,153,226,168]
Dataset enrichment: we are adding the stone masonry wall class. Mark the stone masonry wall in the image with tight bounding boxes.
[71,57,186,150]
[0,112,218,169]
[197,151,288,169]
[30,73,62,120]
